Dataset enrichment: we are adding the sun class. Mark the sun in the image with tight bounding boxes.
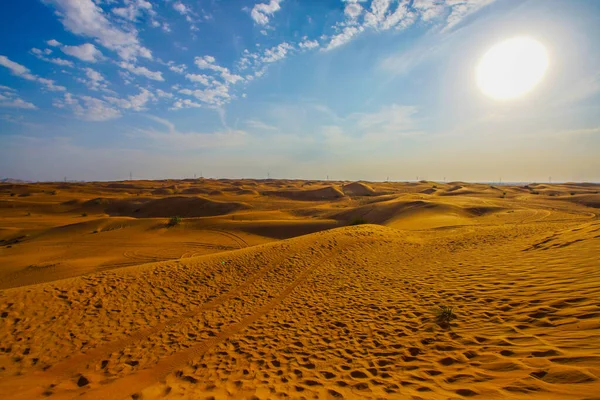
[476,37,549,100]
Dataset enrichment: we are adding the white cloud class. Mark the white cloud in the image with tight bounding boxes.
[118,62,164,81]
[0,89,37,110]
[32,47,75,67]
[37,78,67,92]
[104,88,155,111]
[170,98,203,110]
[194,55,244,83]
[0,55,36,80]
[47,39,62,47]
[324,26,363,51]
[173,2,190,15]
[155,89,173,99]
[168,62,187,74]
[324,0,496,51]
[48,57,75,67]
[262,42,292,63]
[443,0,496,32]
[413,0,445,22]
[364,0,392,28]
[76,67,112,91]
[53,92,121,121]
[0,55,65,91]
[112,0,155,22]
[299,39,319,50]
[31,48,53,56]
[61,43,103,62]
[250,0,283,25]
[44,0,152,60]
[178,83,231,107]
[185,73,210,85]
[344,2,363,20]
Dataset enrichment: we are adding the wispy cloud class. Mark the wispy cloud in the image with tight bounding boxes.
[0,87,37,110]
[0,55,66,91]
[53,92,121,121]
[118,62,164,81]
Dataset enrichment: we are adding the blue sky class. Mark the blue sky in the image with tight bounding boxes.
[1,0,599,182]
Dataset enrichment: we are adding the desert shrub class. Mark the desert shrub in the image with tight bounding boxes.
[10,193,15,197]
[168,216,181,227]
[435,305,456,325]
[81,213,88,217]
[570,192,575,196]
[350,217,368,226]
[432,185,437,188]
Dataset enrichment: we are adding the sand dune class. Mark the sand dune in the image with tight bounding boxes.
[0,180,599,399]
[342,182,376,196]
[262,186,346,201]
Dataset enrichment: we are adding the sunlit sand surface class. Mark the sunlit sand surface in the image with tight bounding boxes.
[0,179,599,399]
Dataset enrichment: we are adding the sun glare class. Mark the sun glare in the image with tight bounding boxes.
[476,37,549,100]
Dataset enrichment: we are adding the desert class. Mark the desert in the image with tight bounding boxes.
[0,179,599,399]
[2,0,600,398]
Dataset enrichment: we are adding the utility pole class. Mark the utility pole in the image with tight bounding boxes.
[268,172,270,179]
[129,171,132,181]
[549,176,552,184]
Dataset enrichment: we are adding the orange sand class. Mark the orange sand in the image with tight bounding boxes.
[0,179,599,399]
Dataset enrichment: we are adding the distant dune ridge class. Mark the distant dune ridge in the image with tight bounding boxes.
[0,179,599,398]
[262,185,345,201]
[342,181,376,196]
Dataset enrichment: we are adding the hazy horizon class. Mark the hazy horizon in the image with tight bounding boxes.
[1,0,599,182]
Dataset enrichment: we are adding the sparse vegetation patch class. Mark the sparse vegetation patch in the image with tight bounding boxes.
[435,305,456,326]
[168,216,181,227]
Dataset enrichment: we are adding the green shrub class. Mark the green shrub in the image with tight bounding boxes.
[435,305,456,326]
[349,217,368,226]
[168,216,181,227]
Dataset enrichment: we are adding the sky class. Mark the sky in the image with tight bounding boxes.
[0,0,599,182]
